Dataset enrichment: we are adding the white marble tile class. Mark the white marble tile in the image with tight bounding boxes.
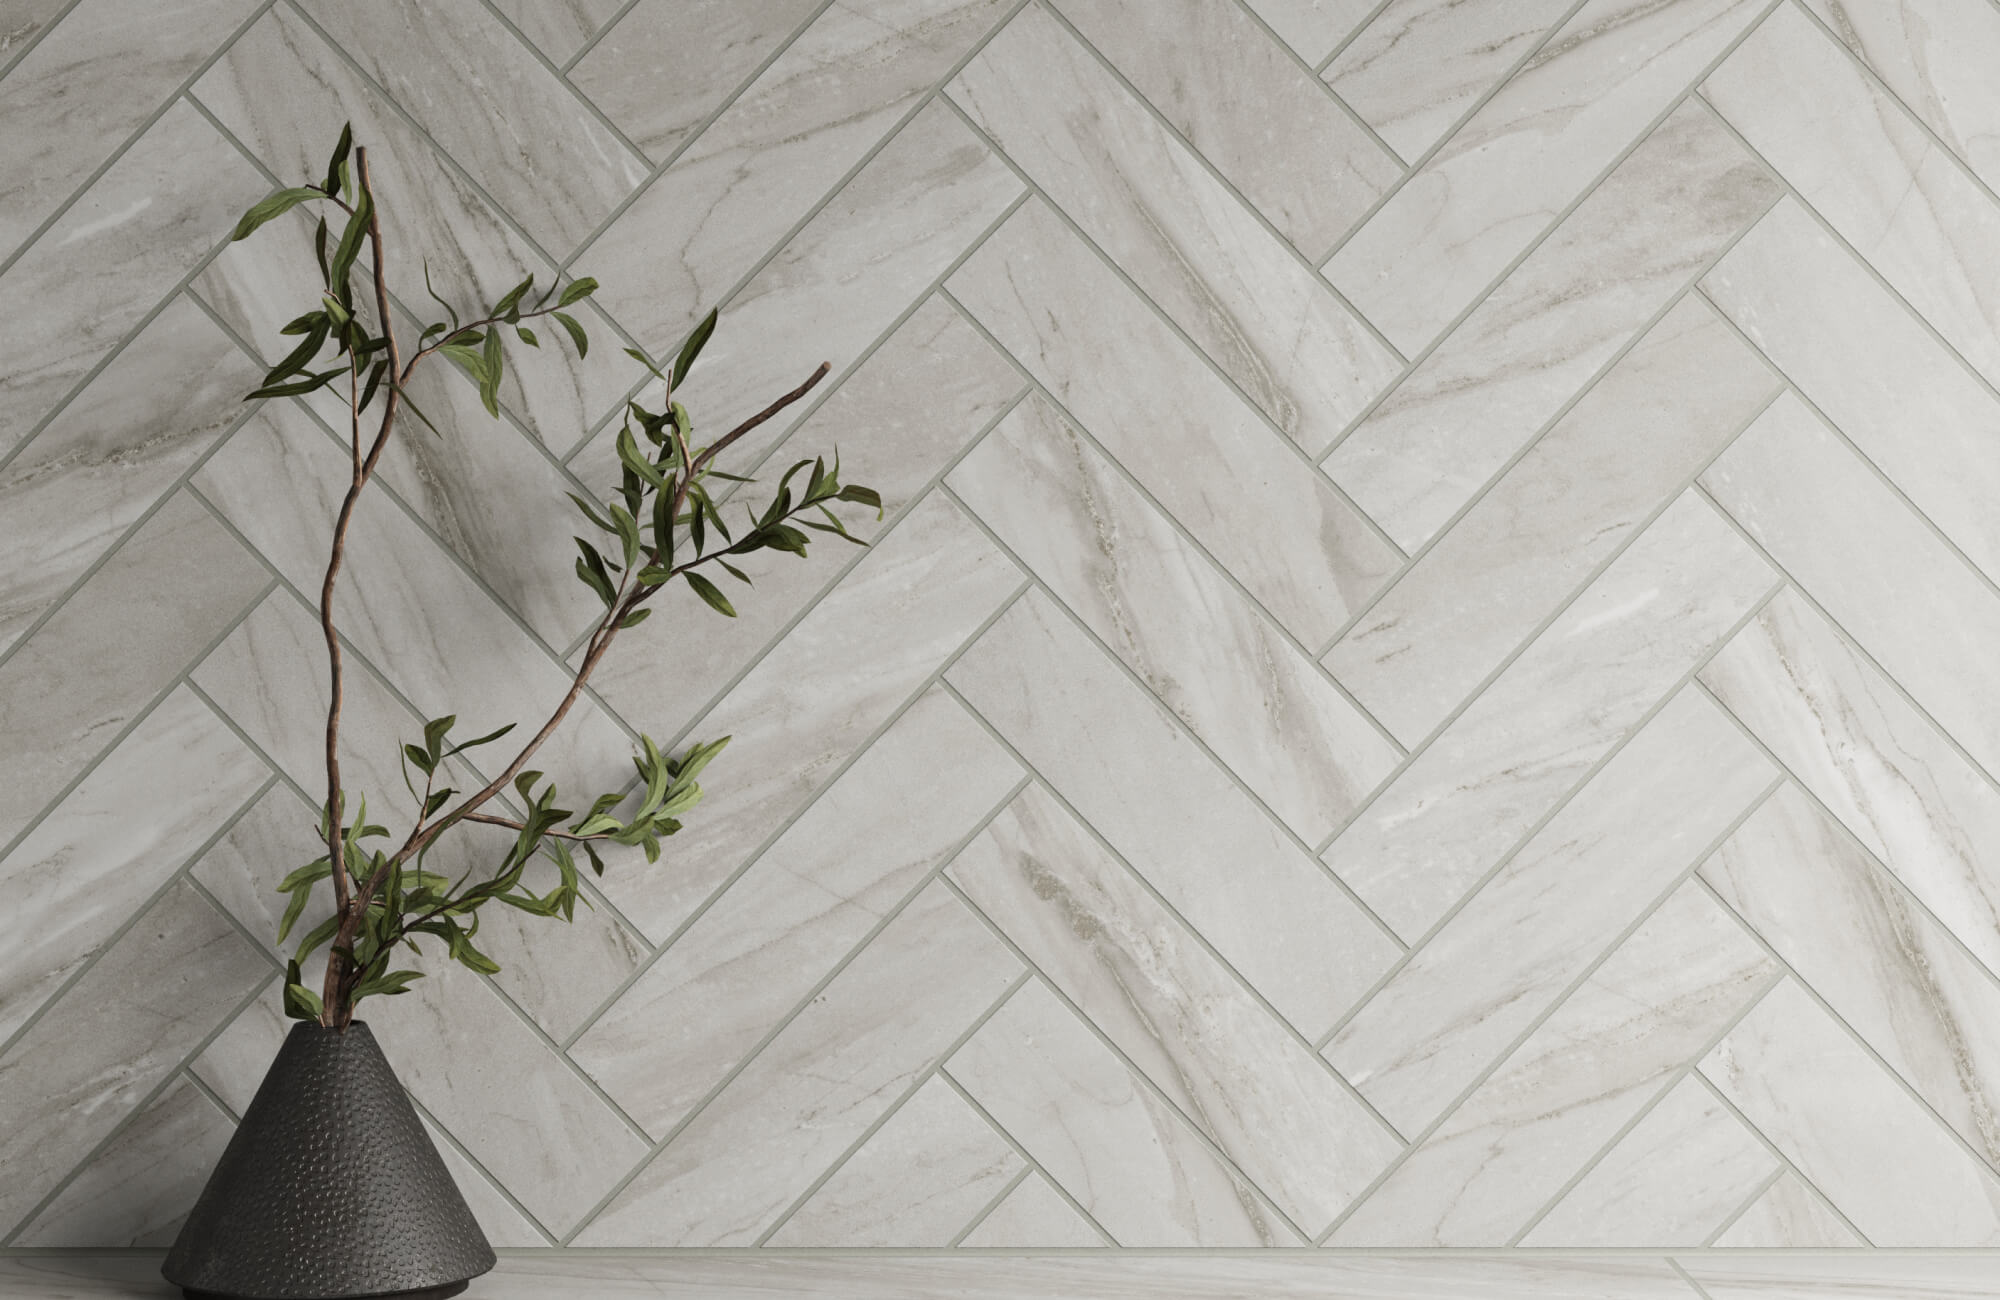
[769,1075,1023,1245]
[951,7,1398,453]
[949,199,1398,647]
[1702,392,2000,782]
[487,0,625,66]
[0,1,72,63]
[1702,979,2000,1244]
[950,394,1398,840]
[0,686,265,1044]
[188,990,291,1119]
[1705,5,2000,391]
[951,784,1402,1234]
[1686,1255,2000,1298]
[1328,688,1775,1135]
[947,979,1300,1246]
[1522,1076,1778,1246]
[1326,491,1775,942]
[1709,1171,1865,1248]
[1326,0,1766,353]
[1330,882,1777,1245]
[959,1173,1105,1247]
[1050,0,1398,254]
[1239,0,1377,66]
[420,1112,549,1247]
[1324,102,1779,551]
[572,687,1022,1136]
[1325,0,1577,162]
[1328,295,1779,743]
[948,592,1401,1037]
[573,882,1020,1245]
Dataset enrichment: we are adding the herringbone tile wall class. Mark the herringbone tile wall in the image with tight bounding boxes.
[5,0,2000,1290]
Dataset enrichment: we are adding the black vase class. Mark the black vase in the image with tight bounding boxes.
[163,1021,496,1300]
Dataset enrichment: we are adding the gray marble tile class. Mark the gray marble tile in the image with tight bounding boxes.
[187,989,291,1118]
[950,394,1398,840]
[952,7,1397,453]
[1330,882,1777,1245]
[0,489,265,848]
[949,199,1398,647]
[1325,491,1776,942]
[0,0,72,64]
[0,0,260,259]
[0,1253,185,1298]
[1522,1076,1778,1246]
[1328,295,1778,743]
[769,1075,1023,1245]
[584,0,1012,350]
[568,0,822,159]
[573,881,1020,1245]
[1326,0,1766,354]
[1239,0,1378,66]
[951,784,1401,1234]
[1709,1171,1865,1247]
[959,1173,1104,1246]
[571,687,1021,1136]
[0,294,258,655]
[1051,0,1397,255]
[1705,4,2000,392]
[1324,102,1779,552]
[584,492,1020,942]
[1701,979,2000,1245]
[12,1076,234,1247]
[1327,688,1775,1135]
[1325,0,1577,163]
[1686,1256,2000,1297]
[949,592,1401,1037]
[0,98,262,455]
[947,979,1300,1246]
[1702,393,2000,782]
[0,880,266,1237]
[487,0,625,65]
[420,1111,550,1247]
[0,686,265,1044]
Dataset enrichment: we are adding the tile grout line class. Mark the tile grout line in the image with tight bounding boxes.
[468,0,652,166]
[1671,1253,1725,1299]
[1311,0,1398,74]
[933,1059,1117,1248]
[403,1091,565,1247]
[557,0,646,75]
[1699,1162,1788,1248]
[0,0,86,85]
[944,1165,1035,1248]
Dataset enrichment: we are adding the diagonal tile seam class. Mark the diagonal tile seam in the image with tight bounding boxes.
[945,1164,1037,1248]
[556,0,650,76]
[0,0,280,279]
[0,0,86,84]
[1671,1256,1722,1299]
[936,1067,1108,1248]
[468,0,651,164]
[1312,581,1791,1052]
[1029,0,1408,366]
[1310,0,1407,76]
[1699,1163,1789,1247]
[936,477,1408,948]
[934,284,1408,761]
[931,884,1324,1247]
[1687,1067,1874,1246]
[934,685,1406,1146]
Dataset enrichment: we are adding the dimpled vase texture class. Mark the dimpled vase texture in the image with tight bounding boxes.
[162,1021,495,1300]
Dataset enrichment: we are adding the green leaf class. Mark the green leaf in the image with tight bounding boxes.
[441,722,515,759]
[403,742,435,776]
[609,503,642,567]
[439,342,486,384]
[493,273,535,321]
[424,787,455,818]
[322,122,353,197]
[516,325,539,347]
[619,606,651,629]
[232,187,322,242]
[567,491,618,536]
[718,559,751,584]
[574,538,617,606]
[352,968,423,999]
[513,770,544,806]
[328,185,373,300]
[478,325,503,418]
[684,570,736,617]
[283,960,323,1021]
[838,484,884,515]
[423,260,460,332]
[423,715,456,759]
[557,276,599,307]
[314,215,330,283]
[552,310,588,358]
[358,358,389,413]
[673,307,718,386]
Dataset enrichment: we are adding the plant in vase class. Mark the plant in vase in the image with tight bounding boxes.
[162,126,878,1300]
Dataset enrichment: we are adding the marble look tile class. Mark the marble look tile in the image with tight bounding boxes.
[770,1075,1023,1245]
[1330,883,1777,1244]
[951,395,1397,840]
[1328,689,1774,1134]
[587,295,1022,734]
[0,490,265,848]
[569,0,822,159]
[953,785,1401,1233]
[1325,103,1778,551]
[1326,0,1765,354]
[0,294,257,655]
[1703,785,2000,1170]
[1325,0,1577,163]
[0,99,262,455]
[952,8,1397,453]
[1704,199,2000,583]
[0,1,71,63]
[948,980,1299,1246]
[950,200,1398,646]
[572,687,1022,1135]
[1326,491,1775,941]
[1239,0,1378,66]
[1685,1256,2000,1298]
[1702,393,2000,780]
[0,686,265,1044]
[0,0,260,258]
[1050,0,1397,254]
[1522,1076,1778,1246]
[1710,1171,1865,1248]
[0,881,266,1237]
[487,0,625,65]
[585,0,1012,349]
[1705,5,2000,390]
[1328,296,1777,743]
[13,1076,234,1247]
[573,883,1019,1245]
[420,1112,550,1247]
[1700,980,2000,1244]
[959,1173,1105,1246]
[188,990,291,1119]
[303,0,646,255]
[949,593,1401,1036]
